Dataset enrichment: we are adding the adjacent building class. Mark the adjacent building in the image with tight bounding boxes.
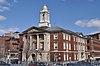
[87,33,100,60]
[0,32,20,63]
[0,36,9,60]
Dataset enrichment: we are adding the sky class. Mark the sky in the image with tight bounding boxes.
[0,0,100,35]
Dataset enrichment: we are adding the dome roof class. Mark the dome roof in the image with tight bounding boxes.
[42,5,48,11]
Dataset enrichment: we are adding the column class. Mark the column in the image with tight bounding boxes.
[44,34,46,50]
[28,35,33,61]
[37,34,39,49]
[23,35,27,52]
[22,35,27,61]
[29,35,33,51]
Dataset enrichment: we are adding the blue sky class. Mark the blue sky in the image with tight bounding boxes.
[0,0,100,35]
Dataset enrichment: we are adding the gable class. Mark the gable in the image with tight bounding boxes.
[22,26,49,34]
[27,28,40,33]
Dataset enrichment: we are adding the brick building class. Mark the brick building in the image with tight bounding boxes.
[21,5,88,62]
[0,5,100,63]
[0,32,20,63]
[49,28,88,62]
[0,36,9,60]
[87,33,100,60]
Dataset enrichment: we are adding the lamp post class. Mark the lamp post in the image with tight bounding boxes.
[19,49,23,64]
[8,50,10,64]
[36,49,38,61]
[69,57,71,63]
[35,49,38,65]
[92,50,94,60]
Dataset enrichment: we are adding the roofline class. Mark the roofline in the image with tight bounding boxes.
[22,26,50,34]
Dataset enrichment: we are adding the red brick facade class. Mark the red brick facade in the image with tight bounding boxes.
[87,33,100,60]
[50,32,88,62]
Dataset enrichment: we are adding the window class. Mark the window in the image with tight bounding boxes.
[85,40,87,44]
[74,44,76,50]
[68,35,71,41]
[87,40,89,43]
[54,34,58,39]
[63,33,66,39]
[63,42,66,49]
[74,53,76,60]
[54,54,58,61]
[40,43,44,50]
[64,53,66,61]
[42,13,45,20]
[81,52,84,58]
[81,44,83,50]
[78,38,80,42]
[66,34,68,40]
[76,44,79,50]
[54,42,58,49]
[66,54,69,60]
[66,42,69,50]
[69,43,71,50]
[74,36,76,41]
[76,37,78,42]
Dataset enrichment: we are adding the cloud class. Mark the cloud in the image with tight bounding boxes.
[90,31,100,34]
[0,27,19,34]
[13,0,18,3]
[0,15,6,21]
[75,18,100,28]
[0,0,6,5]
[0,0,18,12]
[0,5,10,12]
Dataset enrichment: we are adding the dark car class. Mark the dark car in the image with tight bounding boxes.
[77,61,94,66]
[0,61,10,66]
[67,63,80,66]
[36,62,46,66]
[28,62,36,66]
[55,62,63,66]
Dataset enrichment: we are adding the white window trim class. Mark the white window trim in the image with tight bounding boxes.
[66,34,68,40]
[54,33,58,39]
[66,42,69,50]
[63,33,66,39]
[63,42,66,49]
[54,42,58,49]
[67,54,68,60]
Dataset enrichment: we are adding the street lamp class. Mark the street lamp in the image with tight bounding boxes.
[19,49,23,64]
[8,50,10,64]
[35,49,38,65]
[92,50,94,60]
[69,57,71,63]
[35,49,38,62]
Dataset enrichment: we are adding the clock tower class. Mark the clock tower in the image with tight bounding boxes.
[39,5,51,27]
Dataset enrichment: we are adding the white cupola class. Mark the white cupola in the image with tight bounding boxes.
[39,5,51,27]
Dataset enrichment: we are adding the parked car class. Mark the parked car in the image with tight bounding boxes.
[56,62,63,66]
[28,61,36,66]
[77,61,94,66]
[67,63,80,66]
[36,62,46,66]
[53,62,63,66]
[0,61,10,66]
